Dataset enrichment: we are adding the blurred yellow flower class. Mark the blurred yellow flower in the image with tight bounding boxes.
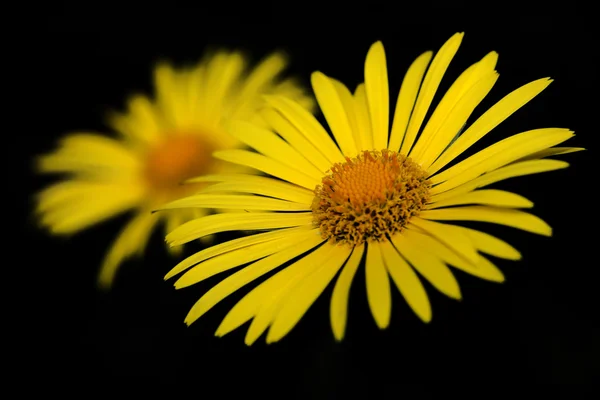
[35,50,314,288]
[160,33,584,345]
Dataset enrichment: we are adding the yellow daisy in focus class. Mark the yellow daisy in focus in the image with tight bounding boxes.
[35,50,314,288]
[160,33,584,345]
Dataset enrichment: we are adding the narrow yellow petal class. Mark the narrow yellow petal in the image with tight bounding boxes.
[517,146,586,162]
[98,211,159,289]
[409,217,479,263]
[353,83,373,150]
[429,128,574,193]
[364,41,389,150]
[157,194,309,212]
[213,149,319,189]
[243,243,338,345]
[420,206,552,236]
[200,53,245,126]
[379,240,431,322]
[214,242,330,343]
[264,95,345,164]
[196,178,314,205]
[175,228,320,289]
[365,241,391,329]
[165,226,312,280]
[184,233,324,326]
[166,211,313,246]
[108,96,162,145]
[267,244,352,343]
[37,181,143,235]
[455,226,521,260]
[388,51,433,152]
[428,78,554,175]
[154,63,188,127]
[416,72,499,169]
[426,189,533,209]
[404,226,504,282]
[330,244,365,341]
[330,78,362,150]
[165,211,190,257]
[410,51,499,165]
[311,72,358,156]
[392,232,462,299]
[400,32,464,155]
[229,52,288,119]
[430,159,569,202]
[260,107,331,173]
[37,133,140,179]
[227,120,324,181]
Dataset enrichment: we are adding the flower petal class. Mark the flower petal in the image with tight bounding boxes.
[365,241,392,329]
[330,244,365,341]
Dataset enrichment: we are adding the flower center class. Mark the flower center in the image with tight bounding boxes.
[143,134,215,198]
[311,150,431,246]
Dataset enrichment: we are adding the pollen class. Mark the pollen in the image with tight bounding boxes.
[143,134,215,196]
[311,150,431,246]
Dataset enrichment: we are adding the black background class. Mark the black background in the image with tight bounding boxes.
[15,2,597,393]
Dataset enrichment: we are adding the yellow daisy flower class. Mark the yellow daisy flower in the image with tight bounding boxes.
[35,50,314,288]
[160,32,584,345]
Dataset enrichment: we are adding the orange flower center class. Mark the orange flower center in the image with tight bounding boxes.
[143,134,215,198]
[311,150,431,246]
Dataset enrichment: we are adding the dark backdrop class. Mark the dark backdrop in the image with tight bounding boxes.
[15,2,597,394]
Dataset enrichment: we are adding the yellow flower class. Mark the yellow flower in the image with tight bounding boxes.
[160,33,584,345]
[35,51,314,288]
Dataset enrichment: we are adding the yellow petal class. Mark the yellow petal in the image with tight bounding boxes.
[428,78,554,175]
[157,194,309,212]
[311,72,358,156]
[227,120,324,181]
[166,211,313,246]
[430,159,569,202]
[353,83,373,150]
[260,107,331,173]
[364,41,389,150]
[229,52,288,119]
[410,51,498,166]
[199,52,245,126]
[165,211,190,257]
[267,244,352,343]
[420,206,552,236]
[264,95,345,164]
[516,146,586,162]
[404,226,504,282]
[417,71,499,169]
[184,232,324,326]
[213,149,319,189]
[37,133,140,180]
[330,78,362,150]
[409,217,479,263]
[330,244,365,341]
[430,128,574,193]
[400,32,464,155]
[426,189,533,209]
[392,232,462,299]
[108,96,163,146]
[175,228,320,289]
[379,240,431,322]
[365,241,391,329]
[388,51,433,152]
[165,226,312,280]
[36,181,143,235]
[454,226,521,260]
[97,210,159,288]
[214,242,331,343]
[195,177,314,205]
